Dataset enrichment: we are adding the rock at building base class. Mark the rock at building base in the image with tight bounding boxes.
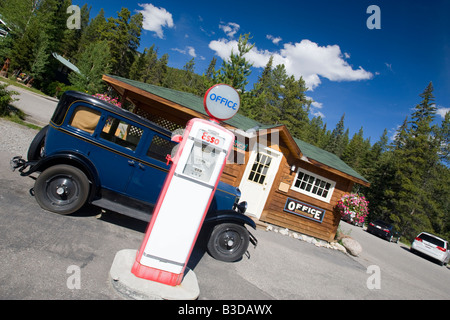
[341,237,362,256]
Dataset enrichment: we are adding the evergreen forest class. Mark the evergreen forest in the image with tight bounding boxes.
[0,0,449,242]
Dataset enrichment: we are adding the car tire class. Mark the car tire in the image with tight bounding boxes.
[34,164,89,215]
[207,223,249,262]
[27,125,48,161]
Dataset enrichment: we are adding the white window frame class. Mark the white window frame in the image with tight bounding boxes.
[290,168,336,203]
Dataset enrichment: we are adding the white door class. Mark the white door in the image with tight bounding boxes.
[239,144,282,219]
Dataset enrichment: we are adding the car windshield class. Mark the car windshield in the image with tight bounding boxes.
[418,234,445,248]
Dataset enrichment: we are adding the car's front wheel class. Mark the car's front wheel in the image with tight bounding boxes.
[34,165,89,215]
[207,223,250,262]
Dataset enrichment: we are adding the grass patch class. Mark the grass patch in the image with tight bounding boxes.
[0,77,48,97]
[3,112,42,130]
[0,80,42,130]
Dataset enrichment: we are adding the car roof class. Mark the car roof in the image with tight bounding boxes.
[62,91,173,137]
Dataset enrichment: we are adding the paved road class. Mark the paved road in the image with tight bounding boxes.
[7,83,58,126]
[339,222,450,298]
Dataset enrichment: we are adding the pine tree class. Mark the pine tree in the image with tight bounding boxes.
[102,7,143,77]
[436,112,450,165]
[305,116,328,148]
[68,41,111,94]
[342,127,365,171]
[388,83,442,239]
[198,57,217,95]
[278,75,310,140]
[155,53,169,86]
[216,33,254,93]
[325,114,347,157]
[182,58,196,91]
[363,128,388,180]
[30,31,51,81]
[77,8,107,59]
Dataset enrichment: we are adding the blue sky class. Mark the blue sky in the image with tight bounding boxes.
[73,0,449,143]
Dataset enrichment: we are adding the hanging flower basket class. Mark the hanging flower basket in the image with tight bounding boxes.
[337,193,369,226]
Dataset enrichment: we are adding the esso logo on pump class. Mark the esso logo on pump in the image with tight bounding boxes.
[204,84,240,121]
[201,131,220,146]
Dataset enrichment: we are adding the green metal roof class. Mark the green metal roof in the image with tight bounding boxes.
[108,75,261,131]
[106,75,369,184]
[294,138,369,184]
[53,53,81,74]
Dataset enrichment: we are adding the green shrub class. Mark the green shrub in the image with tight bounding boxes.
[0,83,18,116]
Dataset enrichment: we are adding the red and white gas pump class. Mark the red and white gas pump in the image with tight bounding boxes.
[132,84,240,286]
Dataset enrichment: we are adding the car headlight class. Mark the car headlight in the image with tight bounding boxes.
[236,201,247,214]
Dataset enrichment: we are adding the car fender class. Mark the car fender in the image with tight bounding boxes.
[23,151,101,202]
[204,210,256,230]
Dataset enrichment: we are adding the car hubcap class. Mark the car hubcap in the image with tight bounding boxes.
[218,229,242,254]
[46,176,79,206]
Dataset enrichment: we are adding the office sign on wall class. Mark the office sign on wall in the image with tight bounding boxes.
[283,198,326,223]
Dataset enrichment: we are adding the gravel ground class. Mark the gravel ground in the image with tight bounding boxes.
[0,118,39,158]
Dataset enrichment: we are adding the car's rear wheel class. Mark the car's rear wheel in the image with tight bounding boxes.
[34,165,89,215]
[207,223,249,262]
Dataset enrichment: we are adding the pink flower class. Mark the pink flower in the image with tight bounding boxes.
[93,93,122,108]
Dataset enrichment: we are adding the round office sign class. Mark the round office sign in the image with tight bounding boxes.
[204,84,240,121]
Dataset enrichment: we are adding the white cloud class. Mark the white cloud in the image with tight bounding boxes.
[187,46,196,58]
[172,46,198,58]
[138,3,174,39]
[209,38,373,90]
[208,39,273,68]
[311,101,324,118]
[280,40,373,89]
[219,22,240,38]
[437,106,449,118]
[266,34,282,45]
[172,48,185,54]
[306,96,325,118]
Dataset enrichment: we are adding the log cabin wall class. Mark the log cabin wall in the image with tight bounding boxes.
[260,138,354,242]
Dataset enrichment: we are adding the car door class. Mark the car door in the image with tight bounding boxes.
[125,131,177,204]
[89,114,144,194]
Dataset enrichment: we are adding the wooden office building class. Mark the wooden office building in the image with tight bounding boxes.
[103,75,370,242]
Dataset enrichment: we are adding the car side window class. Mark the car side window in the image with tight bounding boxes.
[100,116,143,151]
[69,106,101,134]
[147,134,177,163]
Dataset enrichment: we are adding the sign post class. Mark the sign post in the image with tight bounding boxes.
[131,84,240,287]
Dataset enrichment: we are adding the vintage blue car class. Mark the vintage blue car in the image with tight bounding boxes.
[11,91,256,262]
